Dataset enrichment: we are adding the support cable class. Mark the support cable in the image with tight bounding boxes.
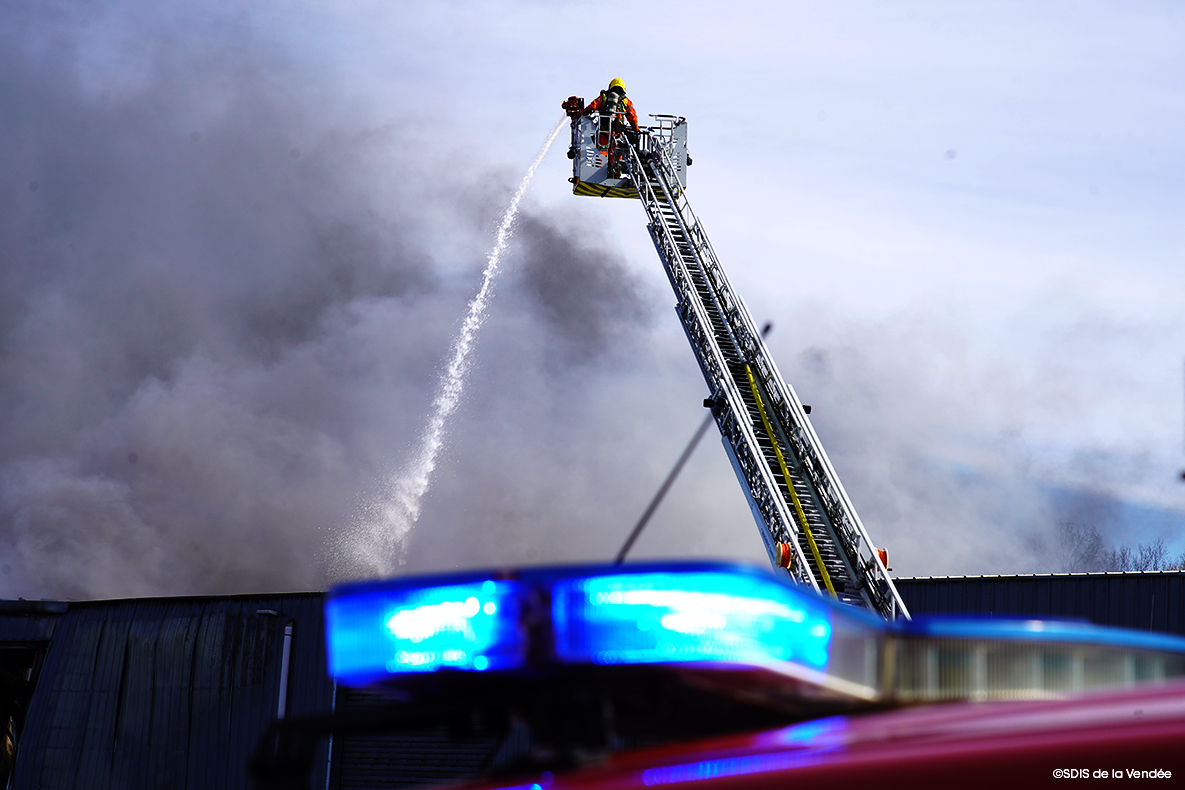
[614,414,714,565]
[615,323,776,565]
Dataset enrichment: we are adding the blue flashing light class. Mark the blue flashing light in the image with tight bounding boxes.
[552,570,833,670]
[326,579,525,685]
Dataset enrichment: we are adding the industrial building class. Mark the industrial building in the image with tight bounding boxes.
[1,570,1182,789]
[895,570,1185,636]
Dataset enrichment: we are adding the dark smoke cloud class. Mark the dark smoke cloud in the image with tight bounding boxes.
[0,2,448,597]
[510,211,652,365]
[0,1,664,599]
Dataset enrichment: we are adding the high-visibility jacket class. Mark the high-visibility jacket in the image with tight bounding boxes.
[584,91,639,131]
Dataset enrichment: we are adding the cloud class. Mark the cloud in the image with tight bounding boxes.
[0,1,664,598]
[3,1,1180,601]
[0,1,465,597]
[779,318,1050,577]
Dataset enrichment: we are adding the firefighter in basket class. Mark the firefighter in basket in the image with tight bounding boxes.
[584,78,639,134]
[564,78,638,178]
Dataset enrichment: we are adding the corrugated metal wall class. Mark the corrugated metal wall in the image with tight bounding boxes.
[895,571,1185,636]
[4,593,334,790]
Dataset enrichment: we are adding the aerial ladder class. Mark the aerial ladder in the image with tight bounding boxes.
[563,98,909,620]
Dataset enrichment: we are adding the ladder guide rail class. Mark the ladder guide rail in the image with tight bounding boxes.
[622,126,909,620]
[623,136,818,594]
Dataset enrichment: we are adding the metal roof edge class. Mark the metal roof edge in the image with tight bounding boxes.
[894,570,1185,581]
[1,590,326,608]
[0,599,70,614]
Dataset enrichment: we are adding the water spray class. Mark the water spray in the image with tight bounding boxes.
[340,117,568,577]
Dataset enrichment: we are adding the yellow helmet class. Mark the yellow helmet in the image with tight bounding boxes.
[607,78,626,94]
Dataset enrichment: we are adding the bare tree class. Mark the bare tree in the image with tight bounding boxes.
[1103,540,1185,571]
[1054,521,1107,572]
[1134,539,1169,571]
[1103,544,1133,571]
[1041,522,1183,573]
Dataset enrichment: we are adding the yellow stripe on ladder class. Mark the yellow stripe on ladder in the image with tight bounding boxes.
[745,365,837,599]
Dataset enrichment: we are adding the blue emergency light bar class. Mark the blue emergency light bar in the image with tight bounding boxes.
[324,562,1185,699]
[325,562,870,688]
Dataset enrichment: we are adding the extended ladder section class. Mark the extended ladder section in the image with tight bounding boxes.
[624,122,909,620]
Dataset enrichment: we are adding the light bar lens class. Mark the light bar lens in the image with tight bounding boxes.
[891,617,1185,701]
[552,571,833,669]
[326,579,524,685]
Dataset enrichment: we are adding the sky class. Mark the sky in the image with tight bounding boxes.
[2,0,1184,599]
